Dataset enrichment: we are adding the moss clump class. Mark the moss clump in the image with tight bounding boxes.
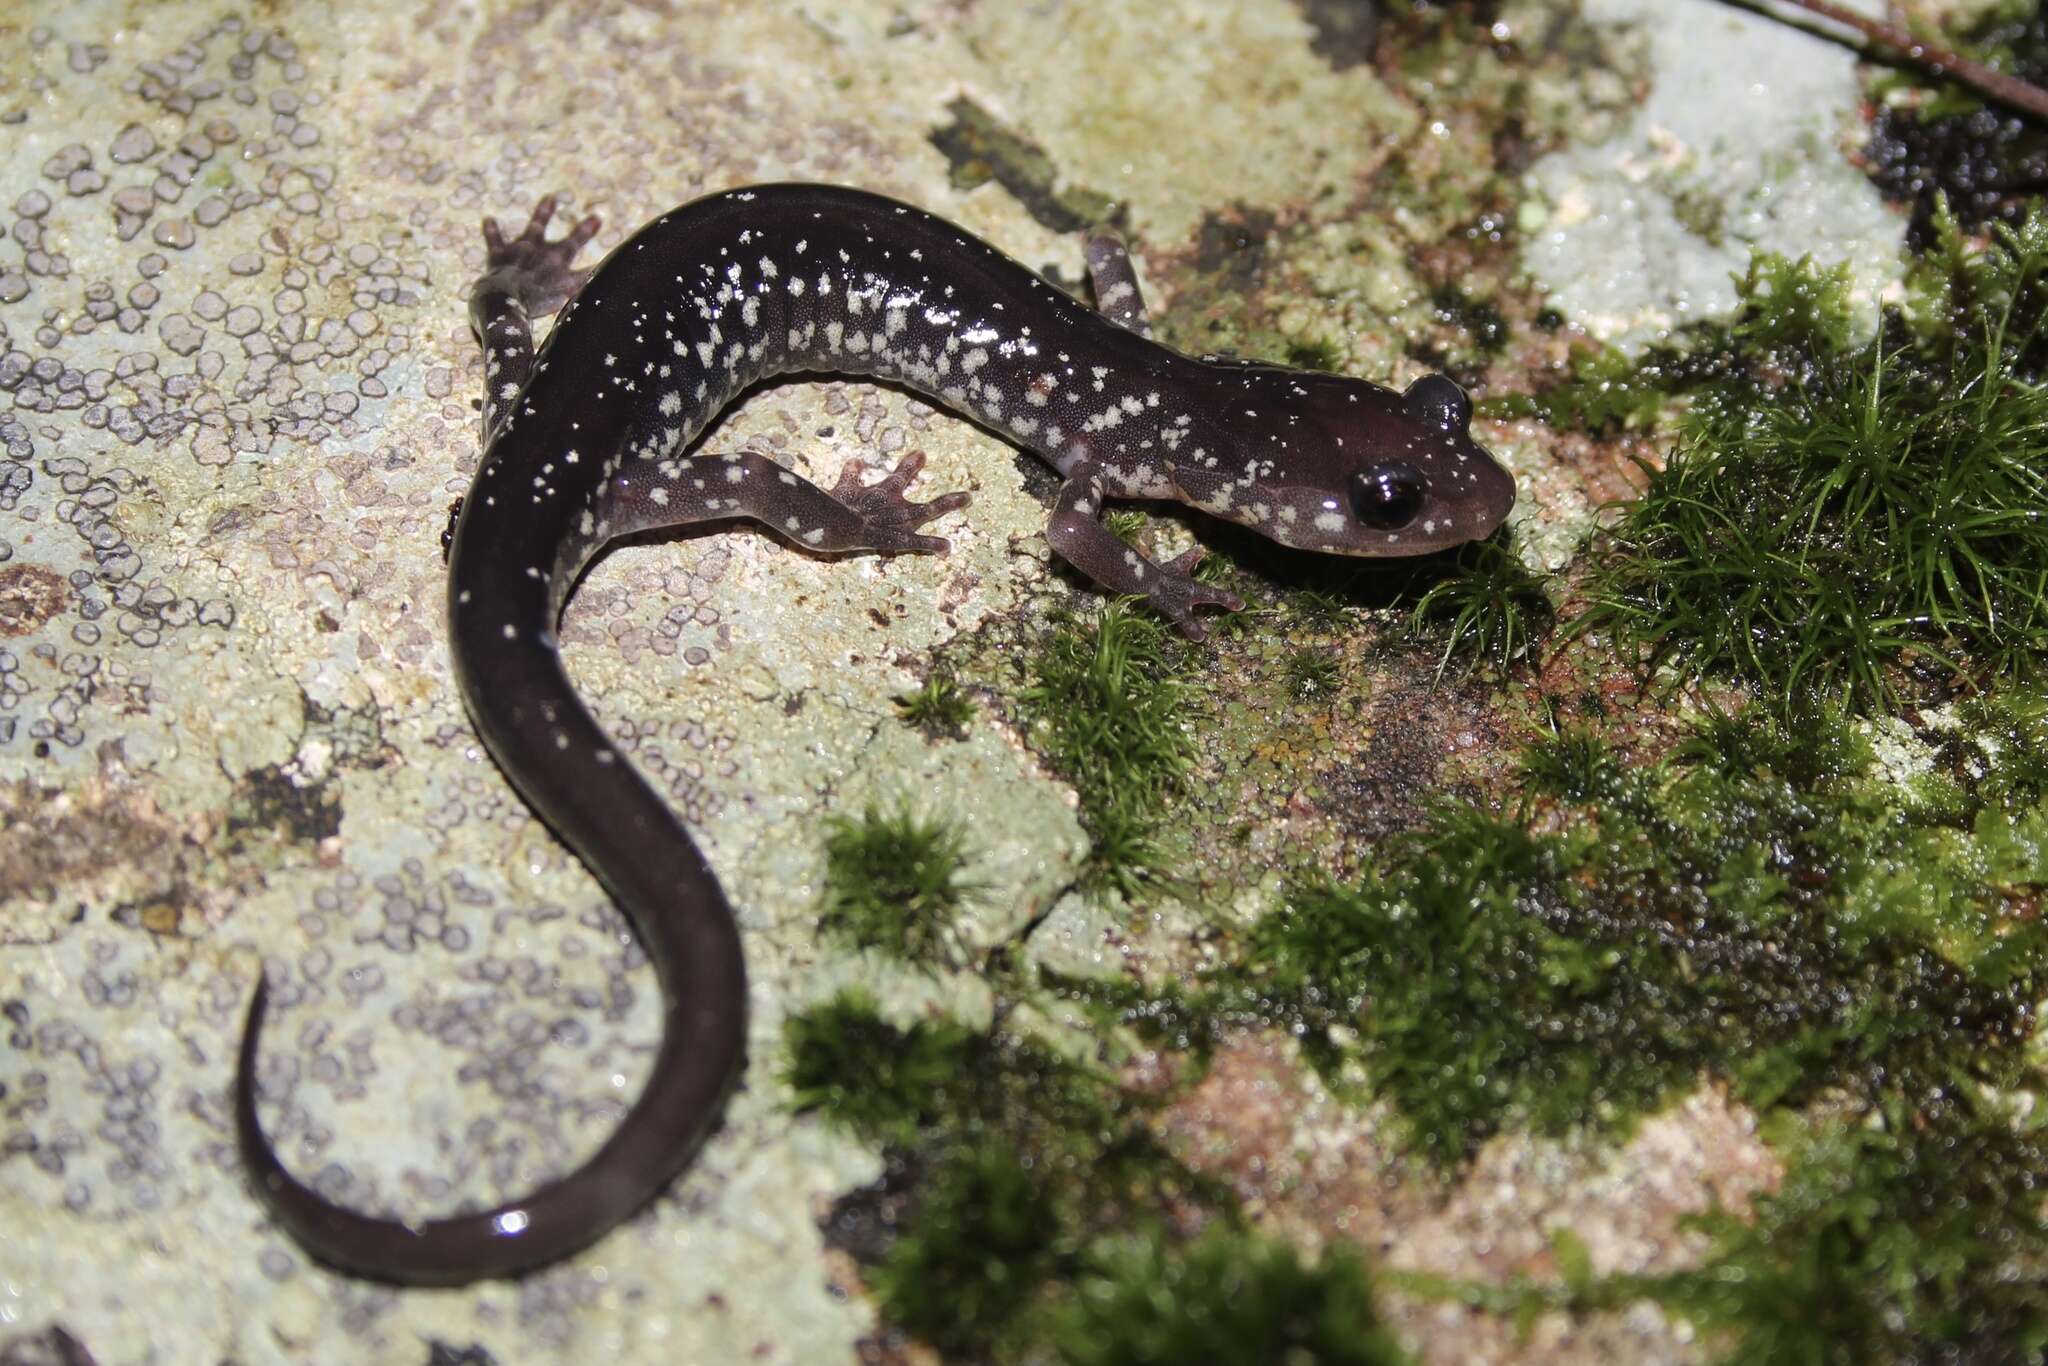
[1286,586,1355,630]
[1945,686,2048,812]
[1410,1111,2048,1364]
[1514,723,1628,804]
[1103,507,1149,543]
[1056,1225,1408,1366]
[816,805,977,966]
[1139,703,2048,1165]
[1656,1118,2048,1365]
[782,991,981,1145]
[1283,335,1346,373]
[1584,216,2048,715]
[870,1142,1069,1356]
[786,991,1119,1152]
[1401,527,1554,678]
[895,670,977,739]
[1482,251,1851,433]
[1478,341,1672,432]
[783,992,1262,1360]
[1280,647,1342,704]
[1020,603,1197,897]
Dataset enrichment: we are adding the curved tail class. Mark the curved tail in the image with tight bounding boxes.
[234,635,748,1284]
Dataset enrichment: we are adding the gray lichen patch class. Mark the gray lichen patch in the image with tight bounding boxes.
[945,0,1418,244]
[1520,0,1904,351]
[0,776,209,944]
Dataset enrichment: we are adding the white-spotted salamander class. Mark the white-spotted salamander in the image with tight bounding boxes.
[235,183,1516,1284]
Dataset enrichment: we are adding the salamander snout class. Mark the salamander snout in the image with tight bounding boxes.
[1170,359,1515,558]
[1295,370,1514,555]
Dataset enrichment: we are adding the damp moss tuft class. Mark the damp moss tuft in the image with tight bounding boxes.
[1020,602,1197,897]
[1654,1117,2048,1364]
[1280,647,1342,704]
[1400,527,1554,678]
[816,805,977,966]
[1056,1225,1408,1366]
[782,992,1266,1360]
[1105,702,2048,1166]
[895,670,977,738]
[870,1142,1069,1356]
[782,990,979,1145]
[1581,217,2048,714]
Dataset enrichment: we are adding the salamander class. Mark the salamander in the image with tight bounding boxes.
[234,183,1516,1285]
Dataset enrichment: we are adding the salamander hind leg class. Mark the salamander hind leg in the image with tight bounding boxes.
[1083,229,1152,338]
[621,449,969,554]
[470,194,603,443]
[478,193,602,318]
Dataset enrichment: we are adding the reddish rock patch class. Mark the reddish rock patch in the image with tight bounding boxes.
[0,564,66,636]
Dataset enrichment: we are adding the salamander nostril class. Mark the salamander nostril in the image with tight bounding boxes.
[1350,461,1426,531]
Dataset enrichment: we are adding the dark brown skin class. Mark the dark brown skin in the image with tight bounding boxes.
[235,184,1515,1284]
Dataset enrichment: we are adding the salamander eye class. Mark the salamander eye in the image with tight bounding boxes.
[1403,374,1471,431]
[1351,461,1426,531]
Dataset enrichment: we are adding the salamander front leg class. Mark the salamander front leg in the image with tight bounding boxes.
[469,194,603,443]
[1084,229,1152,338]
[1046,460,1242,638]
[623,449,970,554]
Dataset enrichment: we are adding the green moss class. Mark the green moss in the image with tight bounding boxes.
[783,991,980,1146]
[1285,586,1354,630]
[1476,342,1671,431]
[1238,811,1655,1164]
[1020,603,1197,898]
[1656,1118,2048,1365]
[1907,192,2048,383]
[1401,1112,2048,1364]
[1950,686,2048,813]
[1515,723,1627,804]
[1401,527,1555,678]
[783,992,1235,1359]
[1103,508,1148,543]
[1129,702,2048,1165]
[1584,343,2048,714]
[1480,250,1852,432]
[1282,336,1346,373]
[1280,647,1342,704]
[1056,1225,1409,1366]
[816,805,977,965]
[895,670,977,739]
[870,1142,1069,1356]
[1726,251,1854,362]
[784,990,1134,1158]
[1583,217,2048,715]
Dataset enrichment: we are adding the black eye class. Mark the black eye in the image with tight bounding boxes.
[1403,374,1471,431]
[1351,461,1426,530]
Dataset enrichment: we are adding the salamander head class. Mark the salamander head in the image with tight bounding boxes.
[1171,363,1514,556]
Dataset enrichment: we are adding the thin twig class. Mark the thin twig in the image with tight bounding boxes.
[1756,0,2048,123]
